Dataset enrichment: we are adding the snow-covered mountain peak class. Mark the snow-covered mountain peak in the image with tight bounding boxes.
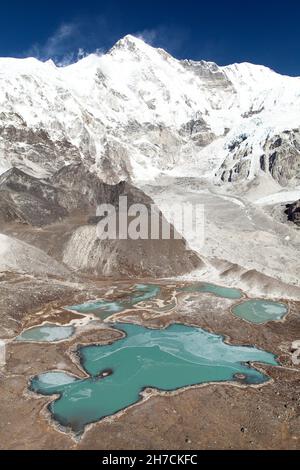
[110,34,150,51]
[222,61,299,98]
[0,35,299,187]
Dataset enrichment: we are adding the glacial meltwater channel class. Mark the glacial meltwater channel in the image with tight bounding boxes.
[67,284,161,320]
[181,283,243,299]
[30,322,277,434]
[233,300,288,324]
[17,324,75,343]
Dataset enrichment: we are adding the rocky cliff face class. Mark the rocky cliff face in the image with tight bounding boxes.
[285,200,300,226]
[217,129,300,186]
[0,168,67,225]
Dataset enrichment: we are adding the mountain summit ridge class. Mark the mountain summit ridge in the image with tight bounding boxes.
[0,34,299,186]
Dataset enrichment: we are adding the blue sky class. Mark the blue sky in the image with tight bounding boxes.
[1,0,300,75]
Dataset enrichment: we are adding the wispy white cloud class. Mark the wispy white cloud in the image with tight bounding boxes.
[27,20,104,66]
[26,16,189,66]
[28,22,76,62]
[135,27,226,62]
[44,23,77,57]
[135,29,158,45]
[135,25,190,57]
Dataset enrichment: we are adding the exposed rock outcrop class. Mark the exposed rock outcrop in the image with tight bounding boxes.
[285,200,300,226]
[0,168,67,226]
[217,129,300,186]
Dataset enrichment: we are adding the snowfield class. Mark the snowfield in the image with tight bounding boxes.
[255,190,300,206]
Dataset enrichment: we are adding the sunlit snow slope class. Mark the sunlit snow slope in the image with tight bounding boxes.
[0,34,299,186]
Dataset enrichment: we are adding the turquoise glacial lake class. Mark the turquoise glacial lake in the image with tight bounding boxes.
[67,284,160,320]
[30,322,277,434]
[181,283,243,300]
[17,324,75,343]
[233,300,288,324]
